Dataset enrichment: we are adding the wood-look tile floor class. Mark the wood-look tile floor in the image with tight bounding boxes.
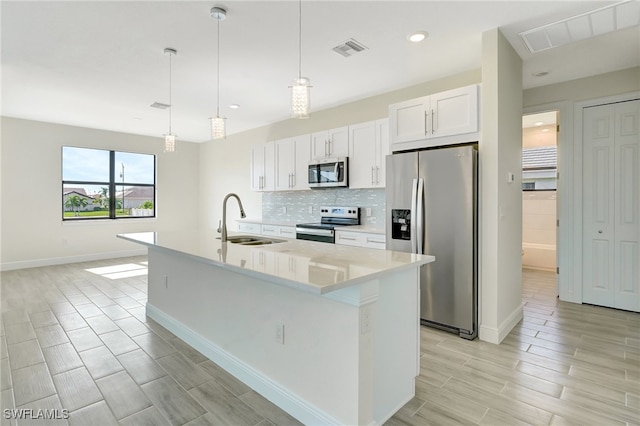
[0,258,638,425]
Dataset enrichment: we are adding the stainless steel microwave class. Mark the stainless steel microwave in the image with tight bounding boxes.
[308,157,348,188]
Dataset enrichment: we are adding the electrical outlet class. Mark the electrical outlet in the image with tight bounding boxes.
[282,206,287,214]
[360,306,372,334]
[366,208,372,217]
[308,205,313,214]
[275,322,285,344]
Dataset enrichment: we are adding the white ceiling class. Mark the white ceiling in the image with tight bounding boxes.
[2,1,639,143]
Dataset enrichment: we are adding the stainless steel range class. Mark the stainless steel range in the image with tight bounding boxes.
[296,206,360,243]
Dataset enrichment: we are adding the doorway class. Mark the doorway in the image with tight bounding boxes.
[521,111,559,286]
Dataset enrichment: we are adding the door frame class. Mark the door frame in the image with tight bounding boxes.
[523,101,571,301]
[572,91,640,304]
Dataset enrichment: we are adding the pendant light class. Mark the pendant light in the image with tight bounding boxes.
[290,0,311,119]
[210,7,226,139]
[164,48,177,152]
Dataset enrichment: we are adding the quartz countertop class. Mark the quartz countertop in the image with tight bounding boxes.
[117,231,433,295]
[335,225,385,235]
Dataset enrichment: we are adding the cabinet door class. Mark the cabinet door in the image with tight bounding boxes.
[250,144,265,191]
[348,121,377,189]
[311,126,349,158]
[263,141,275,191]
[375,118,390,187]
[389,96,429,144]
[311,130,329,159]
[430,85,478,138]
[292,134,311,190]
[328,126,349,157]
[237,222,261,235]
[275,138,294,191]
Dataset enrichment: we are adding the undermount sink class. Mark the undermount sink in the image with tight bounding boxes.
[218,235,285,245]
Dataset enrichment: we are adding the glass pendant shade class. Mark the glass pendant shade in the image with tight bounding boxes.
[210,116,226,139]
[290,77,311,119]
[164,134,176,152]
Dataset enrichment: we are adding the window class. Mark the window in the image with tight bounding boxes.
[62,147,155,220]
[522,146,557,191]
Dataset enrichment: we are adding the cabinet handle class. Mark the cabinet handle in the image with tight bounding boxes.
[291,173,295,187]
[424,111,428,135]
[328,139,332,155]
[324,140,328,157]
[431,109,435,134]
[376,166,380,184]
[340,236,357,241]
[371,166,375,185]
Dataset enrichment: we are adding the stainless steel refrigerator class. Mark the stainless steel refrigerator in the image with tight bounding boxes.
[386,144,477,339]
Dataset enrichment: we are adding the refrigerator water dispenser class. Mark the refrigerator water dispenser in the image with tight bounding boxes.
[391,209,411,240]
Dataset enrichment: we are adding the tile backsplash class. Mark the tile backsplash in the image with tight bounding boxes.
[262,188,386,229]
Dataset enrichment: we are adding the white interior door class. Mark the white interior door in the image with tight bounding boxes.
[583,99,639,311]
[613,100,640,312]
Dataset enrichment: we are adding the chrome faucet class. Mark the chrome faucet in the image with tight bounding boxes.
[219,193,246,242]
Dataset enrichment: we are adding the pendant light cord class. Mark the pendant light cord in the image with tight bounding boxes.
[168,52,172,134]
[217,13,221,117]
[298,0,302,80]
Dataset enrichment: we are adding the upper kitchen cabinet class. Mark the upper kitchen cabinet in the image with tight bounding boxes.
[251,141,275,191]
[349,118,389,188]
[389,84,479,152]
[275,134,311,191]
[311,126,349,159]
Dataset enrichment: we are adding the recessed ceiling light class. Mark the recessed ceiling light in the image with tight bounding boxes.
[542,128,550,132]
[229,104,240,109]
[408,31,429,43]
[532,71,549,77]
[534,121,544,126]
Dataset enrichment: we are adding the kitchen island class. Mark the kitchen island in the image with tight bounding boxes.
[117,231,434,425]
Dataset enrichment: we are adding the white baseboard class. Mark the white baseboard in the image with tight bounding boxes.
[146,304,343,426]
[0,249,147,271]
[479,302,524,344]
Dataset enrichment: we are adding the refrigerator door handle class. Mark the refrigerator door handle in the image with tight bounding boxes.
[416,177,424,254]
[410,178,418,254]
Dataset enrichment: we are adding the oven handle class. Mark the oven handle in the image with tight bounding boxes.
[296,227,334,237]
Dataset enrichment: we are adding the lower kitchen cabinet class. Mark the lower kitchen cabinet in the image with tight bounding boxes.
[335,230,386,250]
[261,224,296,239]
[237,222,262,235]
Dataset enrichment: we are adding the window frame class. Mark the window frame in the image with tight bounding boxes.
[62,147,156,221]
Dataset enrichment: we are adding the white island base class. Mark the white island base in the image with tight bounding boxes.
[120,232,432,425]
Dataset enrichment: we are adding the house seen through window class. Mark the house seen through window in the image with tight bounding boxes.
[62,147,156,220]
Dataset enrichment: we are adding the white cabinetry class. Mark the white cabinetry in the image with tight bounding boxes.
[275,135,311,191]
[261,224,296,239]
[389,84,479,151]
[311,126,349,159]
[335,230,386,250]
[237,222,262,235]
[349,119,389,188]
[251,141,275,191]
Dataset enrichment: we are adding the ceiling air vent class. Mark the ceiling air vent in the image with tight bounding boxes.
[332,38,368,58]
[150,102,170,109]
[519,0,640,53]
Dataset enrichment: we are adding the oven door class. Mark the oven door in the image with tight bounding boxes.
[296,227,335,243]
